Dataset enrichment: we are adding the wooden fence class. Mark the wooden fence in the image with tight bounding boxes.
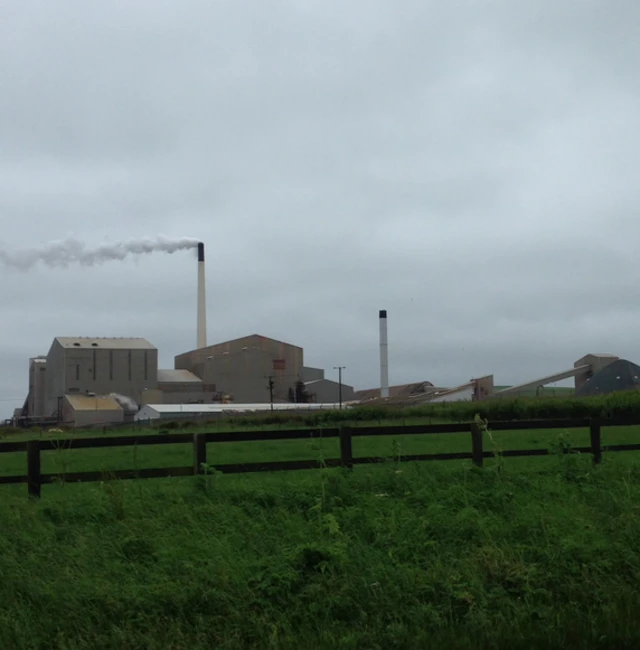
[2,417,640,498]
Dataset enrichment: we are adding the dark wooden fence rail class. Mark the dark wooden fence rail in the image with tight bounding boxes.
[1,417,640,498]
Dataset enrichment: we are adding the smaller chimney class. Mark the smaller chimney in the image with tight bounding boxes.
[379,309,389,398]
[197,242,207,349]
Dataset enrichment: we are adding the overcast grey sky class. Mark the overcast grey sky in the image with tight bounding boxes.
[1,0,639,415]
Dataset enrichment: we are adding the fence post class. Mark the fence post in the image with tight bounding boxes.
[339,426,353,470]
[471,422,483,468]
[193,433,207,474]
[27,440,41,498]
[590,418,602,465]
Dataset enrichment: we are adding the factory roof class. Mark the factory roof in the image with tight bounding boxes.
[354,381,436,402]
[136,402,346,417]
[176,333,303,358]
[65,394,124,411]
[305,378,353,388]
[576,359,640,397]
[55,337,156,350]
[157,369,202,383]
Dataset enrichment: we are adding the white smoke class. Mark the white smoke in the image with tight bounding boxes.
[0,235,200,270]
[109,393,139,412]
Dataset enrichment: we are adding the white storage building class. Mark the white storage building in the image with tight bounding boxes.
[135,402,347,422]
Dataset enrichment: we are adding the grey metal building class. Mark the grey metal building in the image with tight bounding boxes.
[302,367,355,403]
[156,369,213,404]
[304,378,355,403]
[27,356,47,417]
[175,334,304,403]
[44,337,159,415]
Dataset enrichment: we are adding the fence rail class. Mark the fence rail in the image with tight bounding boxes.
[1,417,640,498]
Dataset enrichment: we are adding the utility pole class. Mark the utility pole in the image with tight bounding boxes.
[333,366,345,409]
[265,375,275,411]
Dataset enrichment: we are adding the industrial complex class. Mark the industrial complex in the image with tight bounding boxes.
[16,242,355,426]
[12,244,640,428]
[19,333,355,428]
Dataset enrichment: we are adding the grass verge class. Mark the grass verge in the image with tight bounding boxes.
[2,452,640,649]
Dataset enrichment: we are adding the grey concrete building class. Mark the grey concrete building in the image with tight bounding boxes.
[175,334,304,403]
[44,337,158,415]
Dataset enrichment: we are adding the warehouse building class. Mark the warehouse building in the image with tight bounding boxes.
[301,366,355,403]
[43,337,159,416]
[136,401,346,422]
[575,359,640,397]
[175,334,304,404]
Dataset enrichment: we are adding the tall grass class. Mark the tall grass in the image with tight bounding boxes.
[2,449,640,649]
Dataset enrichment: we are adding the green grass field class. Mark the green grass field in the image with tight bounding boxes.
[1,418,640,480]
[3,455,640,649]
[3,419,640,649]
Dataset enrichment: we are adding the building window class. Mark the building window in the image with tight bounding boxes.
[93,350,97,381]
[76,365,80,381]
[109,350,114,381]
[144,350,148,381]
[128,351,132,381]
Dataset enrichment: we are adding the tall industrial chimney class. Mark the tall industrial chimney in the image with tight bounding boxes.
[197,242,207,349]
[379,309,389,398]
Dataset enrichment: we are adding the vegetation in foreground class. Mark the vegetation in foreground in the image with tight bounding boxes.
[2,451,640,649]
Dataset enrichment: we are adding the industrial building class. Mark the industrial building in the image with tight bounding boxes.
[62,394,124,428]
[575,359,640,397]
[19,332,350,427]
[175,333,304,404]
[20,336,215,427]
[15,242,354,427]
[302,366,355,403]
[43,336,159,415]
[136,401,345,423]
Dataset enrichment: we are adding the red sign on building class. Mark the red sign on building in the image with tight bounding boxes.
[273,359,286,370]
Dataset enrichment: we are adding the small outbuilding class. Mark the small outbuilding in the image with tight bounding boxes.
[62,394,124,428]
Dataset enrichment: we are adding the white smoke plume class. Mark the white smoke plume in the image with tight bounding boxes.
[0,235,200,270]
[109,393,139,412]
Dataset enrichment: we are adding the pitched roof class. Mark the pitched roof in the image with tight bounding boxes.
[576,359,640,397]
[177,333,303,358]
[157,369,202,383]
[65,394,123,411]
[55,337,155,350]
